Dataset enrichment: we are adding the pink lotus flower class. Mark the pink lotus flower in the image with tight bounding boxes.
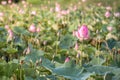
[105,11,111,18]
[107,26,113,32]
[29,24,36,33]
[75,25,89,41]
[65,57,70,63]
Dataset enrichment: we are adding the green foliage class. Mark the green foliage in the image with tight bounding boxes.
[59,34,77,49]
[0,0,119,80]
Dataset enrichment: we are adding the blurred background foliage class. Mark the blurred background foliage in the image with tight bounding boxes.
[26,0,120,10]
[0,0,120,11]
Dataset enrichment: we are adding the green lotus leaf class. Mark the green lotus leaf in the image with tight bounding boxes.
[59,34,77,49]
[13,27,29,35]
[25,49,44,63]
[42,59,94,80]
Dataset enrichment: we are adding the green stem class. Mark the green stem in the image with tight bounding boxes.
[80,40,84,66]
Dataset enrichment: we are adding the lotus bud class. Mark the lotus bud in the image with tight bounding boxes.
[75,25,89,41]
[5,25,10,30]
[31,11,36,16]
[19,9,25,14]
[8,29,14,39]
[72,31,76,36]
[20,60,24,65]
[36,27,40,32]
[39,58,42,63]
[0,12,4,17]
[76,53,80,58]
[105,11,111,18]
[29,24,36,33]
[55,3,61,12]
[26,47,30,55]
[43,41,47,45]
[74,42,79,51]
[57,31,60,36]
[107,26,113,32]
[65,57,70,63]
[36,60,39,66]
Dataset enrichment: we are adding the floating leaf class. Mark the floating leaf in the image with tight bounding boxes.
[101,38,116,50]
[2,48,18,54]
[25,49,44,63]
[42,60,94,80]
[86,66,114,75]
[59,34,77,49]
[13,27,29,35]
[88,57,105,66]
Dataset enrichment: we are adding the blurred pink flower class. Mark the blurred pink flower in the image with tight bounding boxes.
[106,6,112,11]
[19,9,25,14]
[23,4,27,8]
[31,11,36,15]
[114,12,120,17]
[5,25,10,30]
[73,6,77,11]
[61,10,70,15]
[29,24,36,33]
[1,1,7,5]
[105,11,111,18]
[22,0,26,4]
[8,0,12,4]
[75,25,89,41]
[7,29,14,40]
[36,27,40,32]
[82,0,86,2]
[50,8,53,12]
[97,2,102,6]
[55,3,61,12]
[57,13,62,18]
[107,26,113,32]
[74,42,79,50]
[0,12,4,17]
[72,31,76,36]
[65,57,70,63]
